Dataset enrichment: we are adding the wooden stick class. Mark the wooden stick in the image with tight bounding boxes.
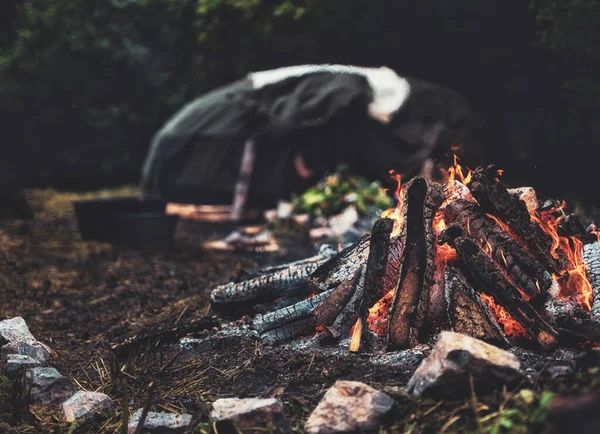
[231,138,256,221]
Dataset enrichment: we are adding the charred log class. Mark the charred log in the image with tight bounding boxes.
[545,297,600,343]
[313,269,361,327]
[387,177,444,350]
[260,317,317,344]
[558,214,586,239]
[582,241,600,320]
[328,264,367,339]
[253,289,333,334]
[210,261,322,308]
[443,199,552,295]
[350,218,394,352]
[439,225,559,351]
[468,165,568,273]
[445,266,508,346]
[308,234,371,293]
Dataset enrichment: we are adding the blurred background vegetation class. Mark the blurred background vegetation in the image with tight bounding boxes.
[1,0,599,202]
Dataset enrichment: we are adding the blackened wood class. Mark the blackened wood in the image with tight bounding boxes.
[260,317,317,344]
[468,165,568,273]
[252,289,334,334]
[308,234,371,292]
[328,264,367,339]
[445,266,508,346]
[582,241,600,319]
[382,236,402,296]
[210,261,321,306]
[313,266,361,327]
[350,218,394,352]
[443,199,552,295]
[438,225,559,351]
[545,297,600,343]
[558,214,586,239]
[387,177,444,350]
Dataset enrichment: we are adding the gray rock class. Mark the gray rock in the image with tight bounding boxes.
[406,331,522,399]
[62,391,113,422]
[211,398,291,434]
[0,317,36,346]
[27,367,76,407]
[304,380,395,434]
[1,340,51,363]
[128,409,193,434]
[4,354,41,377]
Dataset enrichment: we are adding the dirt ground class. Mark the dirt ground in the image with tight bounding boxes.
[0,188,599,433]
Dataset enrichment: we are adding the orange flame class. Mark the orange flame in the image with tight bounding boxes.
[500,249,508,269]
[367,289,395,337]
[381,171,405,237]
[531,202,593,310]
[444,154,473,185]
[479,293,528,338]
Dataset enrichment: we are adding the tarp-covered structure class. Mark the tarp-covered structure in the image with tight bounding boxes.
[141,65,484,208]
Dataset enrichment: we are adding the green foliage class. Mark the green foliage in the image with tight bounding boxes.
[293,166,391,218]
[476,390,555,434]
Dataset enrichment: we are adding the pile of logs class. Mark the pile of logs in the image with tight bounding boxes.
[210,165,600,353]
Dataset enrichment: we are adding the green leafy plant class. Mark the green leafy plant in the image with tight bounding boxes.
[293,165,391,219]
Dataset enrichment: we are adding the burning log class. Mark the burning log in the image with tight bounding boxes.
[582,241,600,319]
[443,199,552,295]
[468,165,568,274]
[445,266,508,346]
[210,261,322,308]
[253,289,333,335]
[387,178,444,350]
[349,218,395,352]
[439,225,559,351]
[308,235,371,293]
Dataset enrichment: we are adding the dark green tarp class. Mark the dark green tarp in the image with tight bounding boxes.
[141,65,483,207]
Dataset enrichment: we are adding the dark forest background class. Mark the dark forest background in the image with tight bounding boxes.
[1,0,599,203]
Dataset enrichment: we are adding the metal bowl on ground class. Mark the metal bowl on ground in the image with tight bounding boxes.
[72,196,167,242]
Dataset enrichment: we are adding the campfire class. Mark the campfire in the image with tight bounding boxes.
[209,158,600,353]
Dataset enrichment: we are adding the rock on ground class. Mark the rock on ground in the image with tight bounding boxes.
[304,380,395,434]
[27,367,76,407]
[547,391,600,434]
[4,354,41,377]
[211,397,291,434]
[128,409,192,434]
[406,331,522,399]
[0,317,36,346]
[62,391,113,422]
[1,340,51,363]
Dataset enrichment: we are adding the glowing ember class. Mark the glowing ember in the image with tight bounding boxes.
[366,289,394,336]
[478,293,528,338]
[381,171,404,237]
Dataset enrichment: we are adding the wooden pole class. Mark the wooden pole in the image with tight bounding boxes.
[231,138,256,221]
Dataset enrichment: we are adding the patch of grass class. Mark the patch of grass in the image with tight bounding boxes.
[26,185,140,218]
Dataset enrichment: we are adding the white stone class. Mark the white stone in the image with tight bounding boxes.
[304,380,395,434]
[27,367,75,407]
[406,332,522,399]
[128,409,192,434]
[62,391,113,422]
[212,397,291,434]
[1,340,51,363]
[329,206,359,238]
[4,354,41,377]
[0,317,36,346]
